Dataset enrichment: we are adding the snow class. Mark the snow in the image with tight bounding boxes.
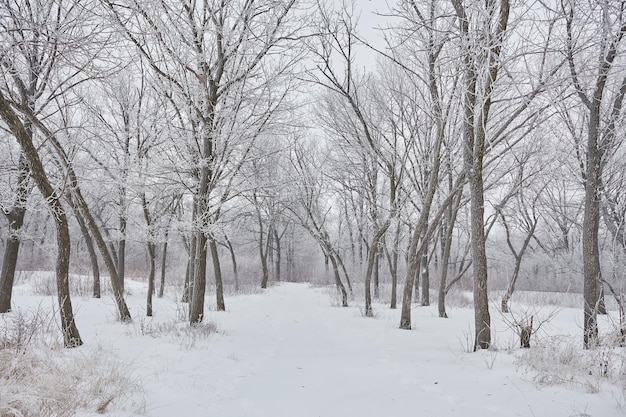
[4,280,626,417]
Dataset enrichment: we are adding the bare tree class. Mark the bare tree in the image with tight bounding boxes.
[84,71,145,294]
[0,0,53,313]
[311,1,417,317]
[451,0,511,350]
[289,141,349,306]
[498,152,545,313]
[0,91,82,347]
[563,0,626,348]
[105,0,304,323]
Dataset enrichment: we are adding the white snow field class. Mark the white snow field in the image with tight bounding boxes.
[3,279,626,417]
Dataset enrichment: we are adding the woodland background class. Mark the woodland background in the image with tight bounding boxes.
[1,0,626,352]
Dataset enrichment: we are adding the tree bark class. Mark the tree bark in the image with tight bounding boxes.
[373,247,380,299]
[420,222,430,306]
[469,164,491,351]
[225,233,239,292]
[329,253,348,307]
[0,154,29,313]
[73,206,100,298]
[400,230,424,329]
[117,232,126,293]
[274,228,281,282]
[582,143,601,348]
[364,223,390,317]
[334,250,353,294]
[146,242,156,316]
[189,99,215,323]
[158,239,168,298]
[182,257,192,303]
[142,192,156,316]
[384,222,400,309]
[23,113,131,321]
[209,236,225,311]
[452,0,510,350]
[190,231,208,323]
[438,191,462,318]
[182,233,196,303]
[0,208,26,313]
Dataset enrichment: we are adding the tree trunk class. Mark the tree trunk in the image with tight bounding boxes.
[421,222,430,306]
[74,209,100,298]
[74,186,131,321]
[0,91,82,347]
[400,232,423,329]
[117,234,126,293]
[581,61,606,348]
[390,268,397,309]
[55,209,83,348]
[469,162,491,351]
[225,234,239,292]
[0,207,26,313]
[260,251,269,289]
[385,224,400,310]
[28,116,131,321]
[413,259,420,303]
[189,121,213,324]
[274,228,281,282]
[146,243,156,316]
[438,189,462,318]
[190,231,208,323]
[141,191,156,316]
[0,149,30,313]
[182,256,192,303]
[399,132,451,329]
[182,231,197,303]
[364,224,390,317]
[209,236,225,311]
[334,251,353,294]
[582,153,601,348]
[329,253,348,307]
[155,215,172,299]
[158,239,168,298]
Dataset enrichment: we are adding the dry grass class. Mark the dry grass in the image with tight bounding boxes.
[127,316,219,350]
[0,346,143,416]
[516,335,626,398]
[0,307,143,417]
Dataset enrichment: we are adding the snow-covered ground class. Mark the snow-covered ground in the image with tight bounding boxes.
[3,279,625,417]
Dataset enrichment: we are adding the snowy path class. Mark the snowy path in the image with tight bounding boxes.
[213,283,434,417]
[69,282,623,417]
